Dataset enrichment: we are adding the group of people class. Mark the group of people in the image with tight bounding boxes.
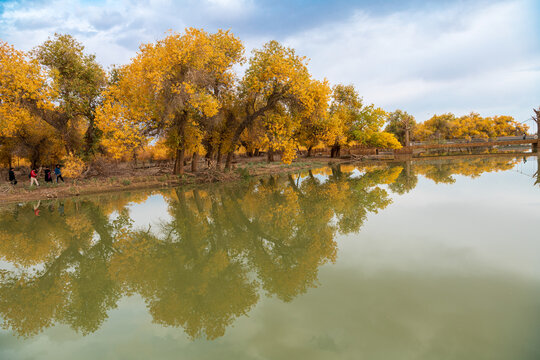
[8,165,64,187]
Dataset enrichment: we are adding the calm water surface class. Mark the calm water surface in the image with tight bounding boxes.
[0,156,539,360]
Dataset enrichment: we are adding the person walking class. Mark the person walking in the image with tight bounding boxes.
[8,168,17,185]
[54,165,64,183]
[44,167,53,183]
[30,168,39,187]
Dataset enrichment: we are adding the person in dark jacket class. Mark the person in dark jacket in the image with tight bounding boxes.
[44,167,53,183]
[8,168,17,185]
[54,165,64,183]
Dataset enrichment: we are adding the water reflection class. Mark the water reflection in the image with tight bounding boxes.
[0,156,534,341]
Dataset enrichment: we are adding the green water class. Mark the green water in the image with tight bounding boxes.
[0,156,539,360]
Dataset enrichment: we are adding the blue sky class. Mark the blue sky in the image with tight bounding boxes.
[1,0,539,126]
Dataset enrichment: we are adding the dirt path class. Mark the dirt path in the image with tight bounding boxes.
[0,157,337,205]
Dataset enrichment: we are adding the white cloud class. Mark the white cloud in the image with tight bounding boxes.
[0,0,538,125]
[284,0,540,123]
[205,0,254,16]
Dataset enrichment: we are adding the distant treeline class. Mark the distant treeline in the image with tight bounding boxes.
[0,29,530,175]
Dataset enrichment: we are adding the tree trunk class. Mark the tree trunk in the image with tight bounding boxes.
[174,148,185,174]
[217,145,222,164]
[83,114,98,155]
[205,146,213,161]
[404,127,410,147]
[31,148,39,169]
[331,144,340,158]
[534,107,540,138]
[172,110,188,175]
[64,143,71,157]
[225,151,233,171]
[191,152,199,172]
[205,143,214,160]
[267,149,274,163]
[306,146,312,158]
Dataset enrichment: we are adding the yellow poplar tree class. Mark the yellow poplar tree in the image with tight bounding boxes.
[224,40,317,169]
[96,28,244,174]
[296,79,332,157]
[0,41,61,167]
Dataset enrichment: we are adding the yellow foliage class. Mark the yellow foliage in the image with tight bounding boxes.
[414,113,529,141]
[0,41,54,137]
[62,155,85,178]
[96,28,244,163]
[368,131,402,149]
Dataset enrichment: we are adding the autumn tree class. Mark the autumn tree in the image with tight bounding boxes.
[223,40,318,169]
[33,34,107,156]
[414,113,455,141]
[415,112,527,142]
[324,84,361,157]
[295,79,332,157]
[0,40,60,167]
[96,28,244,174]
[323,84,400,157]
[385,110,417,146]
[351,104,401,149]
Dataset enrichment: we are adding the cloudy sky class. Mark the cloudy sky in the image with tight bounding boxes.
[1,0,539,125]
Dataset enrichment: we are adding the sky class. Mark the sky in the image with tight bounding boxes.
[0,0,539,125]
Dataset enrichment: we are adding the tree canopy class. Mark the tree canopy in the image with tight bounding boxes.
[0,29,531,174]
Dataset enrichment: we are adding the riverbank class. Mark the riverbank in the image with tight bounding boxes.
[0,157,339,204]
[2,151,536,205]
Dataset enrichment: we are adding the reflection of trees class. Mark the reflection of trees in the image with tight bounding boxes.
[0,156,523,339]
[412,157,519,184]
[389,162,418,194]
[535,156,540,186]
[110,188,260,340]
[0,199,125,337]
[110,170,395,339]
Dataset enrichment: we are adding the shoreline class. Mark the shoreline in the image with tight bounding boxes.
[1,151,536,205]
[0,157,337,205]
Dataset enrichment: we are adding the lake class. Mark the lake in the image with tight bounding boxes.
[1,155,539,360]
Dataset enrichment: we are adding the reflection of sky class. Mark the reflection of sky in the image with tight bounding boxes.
[339,159,540,280]
[1,156,540,359]
[127,194,172,233]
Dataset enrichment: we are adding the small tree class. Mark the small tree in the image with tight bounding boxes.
[385,110,416,146]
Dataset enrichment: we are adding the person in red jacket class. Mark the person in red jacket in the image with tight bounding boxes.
[30,168,39,187]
